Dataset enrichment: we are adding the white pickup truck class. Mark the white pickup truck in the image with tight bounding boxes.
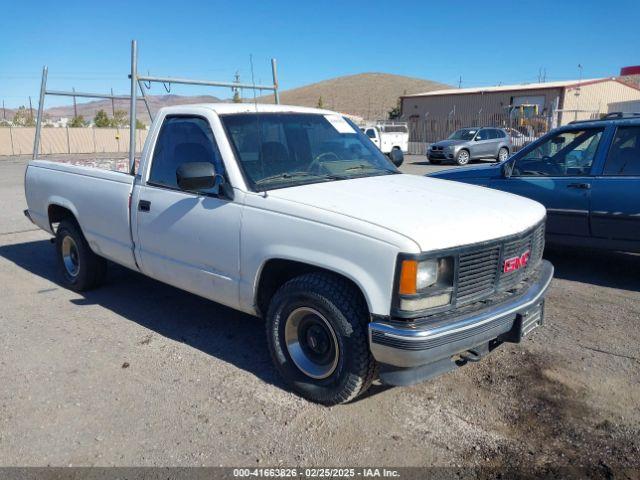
[362,122,409,162]
[24,103,553,405]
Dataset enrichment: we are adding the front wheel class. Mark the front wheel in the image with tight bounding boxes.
[455,149,470,165]
[265,272,376,405]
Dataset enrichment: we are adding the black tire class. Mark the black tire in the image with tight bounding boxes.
[265,272,376,405]
[55,219,107,291]
[455,149,471,166]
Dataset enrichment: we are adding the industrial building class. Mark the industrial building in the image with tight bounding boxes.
[400,77,640,128]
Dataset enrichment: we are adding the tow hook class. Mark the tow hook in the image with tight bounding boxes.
[455,349,483,366]
[460,349,482,362]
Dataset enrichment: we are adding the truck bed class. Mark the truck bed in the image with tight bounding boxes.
[25,159,138,269]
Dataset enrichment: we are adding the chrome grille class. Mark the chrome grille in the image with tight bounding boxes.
[455,222,545,306]
[457,247,500,302]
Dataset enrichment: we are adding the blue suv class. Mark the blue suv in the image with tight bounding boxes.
[430,113,640,253]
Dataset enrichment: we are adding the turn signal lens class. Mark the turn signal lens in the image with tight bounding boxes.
[398,260,417,295]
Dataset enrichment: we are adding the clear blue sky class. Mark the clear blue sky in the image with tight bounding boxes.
[2,0,639,108]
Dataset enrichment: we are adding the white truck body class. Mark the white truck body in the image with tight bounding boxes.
[362,123,409,154]
[25,103,553,403]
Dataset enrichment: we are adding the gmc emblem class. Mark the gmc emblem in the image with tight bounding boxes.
[503,250,530,273]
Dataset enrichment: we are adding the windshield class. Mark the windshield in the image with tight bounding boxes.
[448,128,477,141]
[221,113,398,191]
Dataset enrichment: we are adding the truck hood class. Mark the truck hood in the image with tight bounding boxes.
[267,174,546,252]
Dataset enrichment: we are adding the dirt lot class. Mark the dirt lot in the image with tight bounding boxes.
[0,154,638,475]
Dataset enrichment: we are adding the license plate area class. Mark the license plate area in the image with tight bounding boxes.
[503,301,544,343]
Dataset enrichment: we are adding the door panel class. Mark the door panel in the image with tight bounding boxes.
[591,178,640,241]
[134,114,242,309]
[490,177,591,236]
[590,125,640,242]
[471,130,493,158]
[489,127,605,237]
[135,186,242,307]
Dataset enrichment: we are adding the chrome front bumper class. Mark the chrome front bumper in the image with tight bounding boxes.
[369,260,554,371]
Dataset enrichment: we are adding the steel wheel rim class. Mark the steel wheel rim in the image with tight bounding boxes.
[499,149,508,161]
[458,151,469,164]
[284,307,339,379]
[61,235,80,278]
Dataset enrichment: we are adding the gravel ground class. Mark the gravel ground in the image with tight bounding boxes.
[0,154,638,474]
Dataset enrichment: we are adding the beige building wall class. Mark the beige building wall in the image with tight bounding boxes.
[401,88,563,122]
[0,128,148,156]
[560,80,640,123]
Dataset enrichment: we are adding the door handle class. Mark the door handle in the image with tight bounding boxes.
[567,183,591,190]
[138,200,151,212]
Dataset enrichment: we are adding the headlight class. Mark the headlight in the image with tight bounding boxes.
[417,259,438,289]
[397,257,454,313]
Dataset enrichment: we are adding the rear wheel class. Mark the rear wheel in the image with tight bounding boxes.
[498,147,509,162]
[455,149,470,166]
[55,219,107,291]
[265,272,376,405]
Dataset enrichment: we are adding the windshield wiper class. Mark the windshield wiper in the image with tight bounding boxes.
[256,171,324,184]
[343,164,397,174]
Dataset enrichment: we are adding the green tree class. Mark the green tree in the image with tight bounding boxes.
[232,90,242,103]
[110,109,128,128]
[317,96,324,108]
[135,119,146,130]
[12,106,35,127]
[69,115,86,128]
[93,109,111,128]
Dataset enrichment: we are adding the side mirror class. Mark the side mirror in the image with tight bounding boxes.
[502,160,514,178]
[176,162,221,192]
[388,149,404,167]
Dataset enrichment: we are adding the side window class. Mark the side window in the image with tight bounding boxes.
[496,129,506,138]
[475,129,486,140]
[488,129,499,139]
[604,126,640,176]
[148,116,224,191]
[512,129,603,177]
[366,129,377,139]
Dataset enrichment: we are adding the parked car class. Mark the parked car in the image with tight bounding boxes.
[25,103,553,405]
[362,122,409,166]
[428,127,512,166]
[504,127,538,149]
[430,114,640,253]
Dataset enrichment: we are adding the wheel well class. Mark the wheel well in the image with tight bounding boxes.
[48,204,76,231]
[255,259,368,317]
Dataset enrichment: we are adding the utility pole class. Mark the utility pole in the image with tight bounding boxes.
[110,88,116,116]
[72,87,78,118]
[29,96,33,118]
[2,100,5,120]
[575,64,583,121]
[458,76,462,88]
[232,71,241,102]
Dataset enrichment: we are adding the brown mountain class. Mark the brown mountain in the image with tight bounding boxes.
[252,72,449,120]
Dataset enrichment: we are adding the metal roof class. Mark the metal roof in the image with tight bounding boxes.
[404,78,613,98]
